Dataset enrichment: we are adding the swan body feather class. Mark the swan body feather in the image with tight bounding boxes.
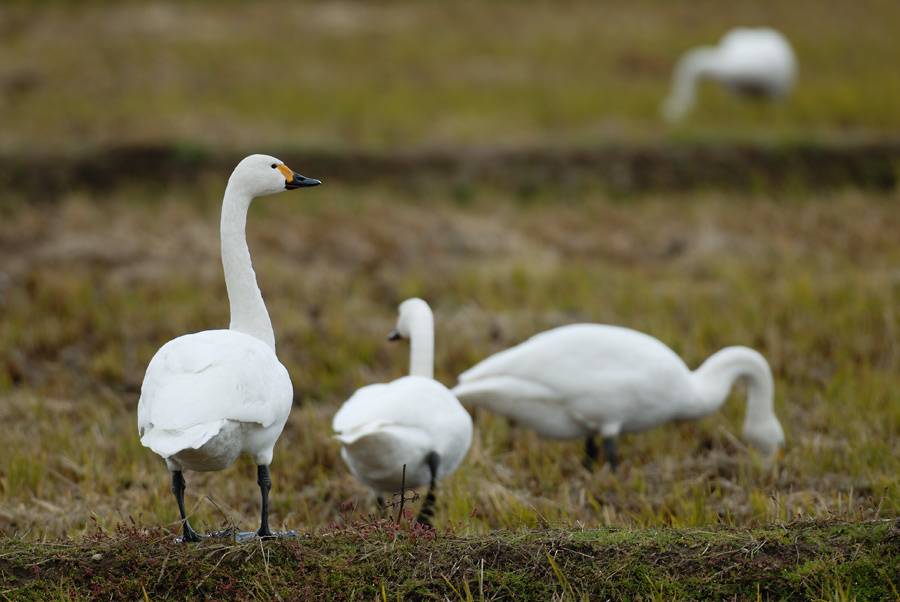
[453,323,785,456]
[334,375,472,492]
[138,329,292,471]
[662,27,797,121]
[333,298,473,500]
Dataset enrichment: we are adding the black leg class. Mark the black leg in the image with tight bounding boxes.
[256,465,274,538]
[172,471,201,542]
[584,436,600,470]
[603,436,618,472]
[583,436,619,472]
[415,452,440,527]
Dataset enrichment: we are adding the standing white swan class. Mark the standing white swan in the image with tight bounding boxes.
[662,27,797,122]
[452,324,785,470]
[332,298,473,525]
[138,154,321,542]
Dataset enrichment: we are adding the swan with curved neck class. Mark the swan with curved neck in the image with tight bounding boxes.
[333,298,473,525]
[138,154,321,542]
[452,323,785,470]
[662,27,797,122]
[388,298,435,378]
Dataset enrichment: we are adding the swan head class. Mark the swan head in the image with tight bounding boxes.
[742,413,786,457]
[229,154,321,198]
[387,297,433,341]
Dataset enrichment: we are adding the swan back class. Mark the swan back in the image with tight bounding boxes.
[458,324,689,391]
[454,324,697,439]
[138,329,293,467]
[334,376,471,455]
[713,27,797,95]
[333,375,473,491]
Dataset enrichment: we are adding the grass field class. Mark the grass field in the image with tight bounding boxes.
[2,180,900,599]
[1,0,900,599]
[2,179,900,538]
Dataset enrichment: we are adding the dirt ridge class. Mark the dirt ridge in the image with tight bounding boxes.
[2,140,898,200]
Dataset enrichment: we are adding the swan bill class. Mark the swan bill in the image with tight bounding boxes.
[284,174,321,189]
[276,164,322,189]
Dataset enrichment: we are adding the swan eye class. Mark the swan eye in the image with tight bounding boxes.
[271,164,277,169]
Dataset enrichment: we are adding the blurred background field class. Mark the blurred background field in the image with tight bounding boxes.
[1,0,899,542]
[1,0,899,153]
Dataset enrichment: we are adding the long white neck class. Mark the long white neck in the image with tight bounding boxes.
[690,346,775,425]
[663,47,716,121]
[407,310,435,379]
[220,183,276,351]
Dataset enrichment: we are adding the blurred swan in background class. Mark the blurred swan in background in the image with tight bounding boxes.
[662,27,797,121]
[452,323,785,470]
[138,154,321,542]
[333,298,473,525]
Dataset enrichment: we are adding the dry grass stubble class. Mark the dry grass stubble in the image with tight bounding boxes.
[0,182,898,539]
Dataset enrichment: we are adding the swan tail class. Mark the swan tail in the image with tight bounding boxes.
[333,419,397,446]
[140,420,226,458]
[452,376,552,407]
[450,380,496,405]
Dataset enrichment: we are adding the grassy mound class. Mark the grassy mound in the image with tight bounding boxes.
[2,514,898,601]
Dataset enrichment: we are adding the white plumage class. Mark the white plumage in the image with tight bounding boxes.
[333,298,473,524]
[138,330,291,469]
[138,154,320,541]
[662,27,797,122]
[452,323,785,470]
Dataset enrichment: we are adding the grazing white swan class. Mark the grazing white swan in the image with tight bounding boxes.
[452,324,785,470]
[333,298,473,525]
[662,27,797,122]
[138,154,321,542]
